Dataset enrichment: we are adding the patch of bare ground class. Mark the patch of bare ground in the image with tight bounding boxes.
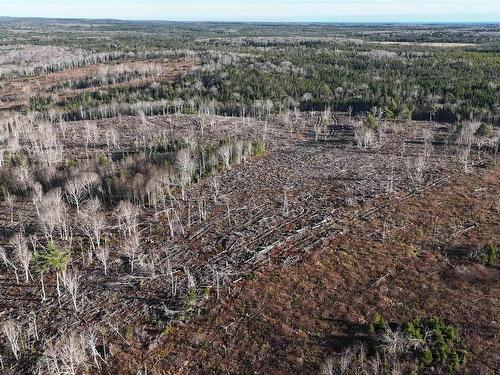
[370,41,476,48]
[118,167,499,375]
[0,59,198,110]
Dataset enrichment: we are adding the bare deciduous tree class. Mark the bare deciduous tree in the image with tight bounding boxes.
[12,233,32,283]
[210,176,220,203]
[96,243,110,276]
[47,333,87,375]
[122,232,140,273]
[0,246,19,283]
[79,198,106,250]
[115,200,139,238]
[84,328,106,369]
[2,321,21,361]
[242,140,253,162]
[61,270,80,311]
[282,189,289,217]
[176,148,196,200]
[354,125,375,149]
[65,172,100,213]
[218,144,232,170]
[104,128,119,149]
[84,121,98,152]
[38,188,71,240]
[31,181,43,217]
[233,140,243,165]
[12,164,33,193]
[4,192,16,223]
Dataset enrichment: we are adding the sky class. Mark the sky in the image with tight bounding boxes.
[1,0,499,23]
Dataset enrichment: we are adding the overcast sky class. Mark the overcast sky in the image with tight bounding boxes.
[1,0,499,22]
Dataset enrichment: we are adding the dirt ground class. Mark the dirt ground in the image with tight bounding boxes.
[116,166,499,375]
[371,41,476,47]
[0,58,197,110]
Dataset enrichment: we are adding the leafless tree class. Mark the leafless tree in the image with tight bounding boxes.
[84,328,106,369]
[422,127,434,157]
[38,188,71,240]
[407,156,426,186]
[223,195,231,225]
[459,146,471,173]
[12,164,33,193]
[27,311,39,342]
[2,320,21,361]
[184,267,196,290]
[12,233,32,283]
[354,125,375,149]
[381,327,421,356]
[65,172,100,213]
[233,140,244,165]
[31,181,43,217]
[210,176,220,203]
[198,195,207,222]
[385,160,395,194]
[4,192,16,223]
[28,121,63,167]
[104,128,119,149]
[166,208,184,238]
[242,140,253,162]
[123,232,141,273]
[47,333,87,375]
[96,243,110,276]
[218,144,232,170]
[176,148,196,200]
[59,118,67,138]
[61,270,80,311]
[145,176,163,213]
[282,189,289,217]
[79,198,106,250]
[115,200,139,238]
[0,246,19,283]
[84,121,98,152]
[313,117,324,141]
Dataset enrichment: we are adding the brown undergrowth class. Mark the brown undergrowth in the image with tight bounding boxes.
[107,167,499,374]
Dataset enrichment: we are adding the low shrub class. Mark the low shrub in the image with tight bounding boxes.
[322,314,469,374]
[468,244,497,266]
[406,316,469,373]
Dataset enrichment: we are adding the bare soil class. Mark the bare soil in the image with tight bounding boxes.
[0,59,198,110]
[120,166,499,375]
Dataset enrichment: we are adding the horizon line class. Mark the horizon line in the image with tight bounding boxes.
[1,15,500,25]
